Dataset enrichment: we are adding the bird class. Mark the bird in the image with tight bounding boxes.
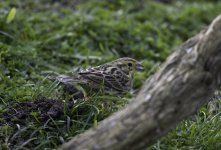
[48,57,144,96]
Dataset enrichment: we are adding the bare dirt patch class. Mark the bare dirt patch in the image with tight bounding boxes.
[1,85,84,126]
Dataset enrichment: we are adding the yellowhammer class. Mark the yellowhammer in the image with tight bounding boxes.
[49,57,144,96]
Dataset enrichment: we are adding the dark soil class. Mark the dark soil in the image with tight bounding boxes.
[1,97,64,126]
[0,85,84,126]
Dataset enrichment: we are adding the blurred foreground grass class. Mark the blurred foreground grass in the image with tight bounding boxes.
[1,0,221,149]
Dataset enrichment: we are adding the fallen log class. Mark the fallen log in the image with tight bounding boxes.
[61,15,221,150]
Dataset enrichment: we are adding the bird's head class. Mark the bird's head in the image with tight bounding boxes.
[111,57,144,75]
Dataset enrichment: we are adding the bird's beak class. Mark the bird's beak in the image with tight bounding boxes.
[135,63,144,72]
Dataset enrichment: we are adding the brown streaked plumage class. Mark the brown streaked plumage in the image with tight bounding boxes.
[48,57,144,95]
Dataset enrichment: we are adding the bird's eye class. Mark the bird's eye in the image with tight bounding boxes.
[128,63,132,67]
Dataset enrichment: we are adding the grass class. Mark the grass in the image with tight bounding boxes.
[1,0,221,149]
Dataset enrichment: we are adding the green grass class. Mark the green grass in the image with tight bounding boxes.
[1,0,221,149]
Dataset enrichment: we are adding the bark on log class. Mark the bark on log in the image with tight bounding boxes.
[61,15,221,150]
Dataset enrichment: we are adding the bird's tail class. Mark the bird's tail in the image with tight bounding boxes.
[47,75,82,85]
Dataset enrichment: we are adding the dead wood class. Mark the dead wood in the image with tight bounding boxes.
[61,15,221,150]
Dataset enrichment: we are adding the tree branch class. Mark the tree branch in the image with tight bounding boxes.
[61,15,221,150]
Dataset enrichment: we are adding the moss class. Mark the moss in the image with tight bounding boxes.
[1,0,221,149]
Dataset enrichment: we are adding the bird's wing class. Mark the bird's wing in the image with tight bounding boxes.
[79,68,128,92]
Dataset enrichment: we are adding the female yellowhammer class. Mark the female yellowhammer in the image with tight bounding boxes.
[49,57,144,96]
